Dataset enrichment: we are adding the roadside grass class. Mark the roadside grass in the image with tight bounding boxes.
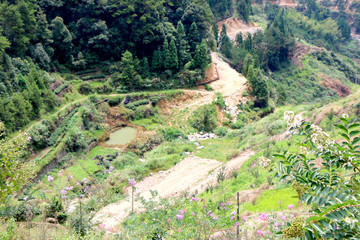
[193,137,239,161]
[240,188,299,213]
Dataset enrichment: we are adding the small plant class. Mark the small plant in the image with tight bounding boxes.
[216,167,227,183]
[214,126,228,137]
[204,84,213,91]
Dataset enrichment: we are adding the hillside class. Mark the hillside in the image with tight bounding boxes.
[1,0,360,239]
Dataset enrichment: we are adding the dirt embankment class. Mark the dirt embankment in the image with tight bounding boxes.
[217,17,262,41]
[318,74,351,97]
[291,42,323,68]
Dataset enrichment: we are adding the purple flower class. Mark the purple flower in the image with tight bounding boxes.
[242,216,247,222]
[290,214,295,218]
[61,190,67,195]
[179,209,186,215]
[288,204,294,210]
[128,178,136,186]
[281,222,285,226]
[167,219,170,224]
[281,216,286,221]
[176,214,184,221]
[47,176,54,182]
[230,210,236,216]
[234,222,240,227]
[220,203,225,207]
[68,175,73,180]
[230,216,234,220]
[207,210,212,215]
[274,222,279,227]
[266,230,270,235]
[209,213,214,217]
[23,196,28,201]
[61,196,67,199]
[278,201,282,205]
[213,216,218,220]
[81,178,88,183]
[191,212,195,216]
[259,213,267,221]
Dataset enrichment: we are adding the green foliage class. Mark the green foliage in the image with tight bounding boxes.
[274,115,360,239]
[78,82,94,95]
[125,99,149,110]
[163,127,187,141]
[190,104,218,132]
[214,126,228,137]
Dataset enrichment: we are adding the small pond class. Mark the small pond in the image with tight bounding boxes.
[106,127,137,145]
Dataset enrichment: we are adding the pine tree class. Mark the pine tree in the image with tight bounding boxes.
[152,47,163,71]
[188,22,200,52]
[193,39,209,70]
[119,50,138,90]
[213,22,219,46]
[26,77,43,118]
[176,21,190,67]
[11,93,32,128]
[141,57,150,78]
[162,38,171,69]
[176,21,186,45]
[246,64,269,108]
[42,89,57,112]
[236,32,243,46]
[220,25,232,59]
[168,38,179,70]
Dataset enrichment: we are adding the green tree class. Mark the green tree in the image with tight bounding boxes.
[152,47,163,71]
[42,88,57,112]
[50,17,72,63]
[188,22,201,52]
[176,21,190,67]
[246,64,269,108]
[26,77,43,118]
[193,39,209,70]
[168,38,179,70]
[191,104,218,132]
[162,38,171,69]
[11,92,32,128]
[212,22,219,46]
[118,50,142,90]
[220,25,232,59]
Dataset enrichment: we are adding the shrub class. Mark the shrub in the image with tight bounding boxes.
[125,99,149,110]
[78,82,94,95]
[190,104,218,132]
[54,82,70,95]
[214,126,228,137]
[113,153,138,170]
[163,127,187,141]
[214,92,226,109]
[80,74,106,81]
[95,82,113,94]
[204,84,213,91]
[108,96,124,106]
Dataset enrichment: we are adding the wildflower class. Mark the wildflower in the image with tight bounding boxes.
[61,196,67,199]
[67,175,73,180]
[230,216,234,220]
[259,213,267,221]
[176,214,184,221]
[274,222,279,227]
[207,210,212,215]
[23,196,28,201]
[191,212,195,216]
[59,169,64,176]
[266,230,270,235]
[98,224,106,230]
[256,230,264,237]
[81,177,88,183]
[213,216,218,220]
[230,210,236,216]
[27,136,32,141]
[342,113,349,119]
[48,175,54,182]
[242,216,247,222]
[234,222,240,227]
[167,219,170,224]
[278,201,282,205]
[259,156,271,168]
[288,204,294,210]
[284,111,302,129]
[290,214,294,218]
[128,178,136,186]
[209,213,214,217]
[281,216,286,221]
[281,222,285,226]
[179,209,186,215]
[61,190,67,195]
[177,228,181,232]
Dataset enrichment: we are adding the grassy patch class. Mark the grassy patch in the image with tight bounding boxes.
[240,188,299,213]
[193,137,239,161]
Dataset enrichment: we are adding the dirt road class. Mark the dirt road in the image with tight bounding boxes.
[93,149,255,231]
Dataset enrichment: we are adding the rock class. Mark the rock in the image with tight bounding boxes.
[46,218,58,224]
[184,152,191,155]
[139,158,145,163]
[194,142,200,146]
[197,146,204,150]
[150,173,153,176]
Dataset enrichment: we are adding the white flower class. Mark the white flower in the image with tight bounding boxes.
[259,156,271,168]
[342,113,349,119]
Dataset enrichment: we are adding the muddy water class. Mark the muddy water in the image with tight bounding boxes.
[106,127,137,145]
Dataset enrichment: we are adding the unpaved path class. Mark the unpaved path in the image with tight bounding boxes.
[93,149,255,231]
[217,18,262,41]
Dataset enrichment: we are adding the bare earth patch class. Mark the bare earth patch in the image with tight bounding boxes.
[217,18,262,41]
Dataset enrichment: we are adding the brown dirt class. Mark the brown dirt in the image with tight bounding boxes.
[93,149,255,232]
[278,0,298,8]
[291,42,323,68]
[158,52,248,125]
[318,74,351,97]
[217,17,262,41]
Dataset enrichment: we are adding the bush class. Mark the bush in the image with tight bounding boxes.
[214,92,226,109]
[133,106,157,120]
[163,127,187,141]
[108,96,124,106]
[125,99,149,110]
[204,84,213,91]
[113,152,138,170]
[54,82,70,95]
[78,82,94,95]
[190,104,218,132]
[95,82,113,94]
[80,74,106,81]
[214,126,228,137]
